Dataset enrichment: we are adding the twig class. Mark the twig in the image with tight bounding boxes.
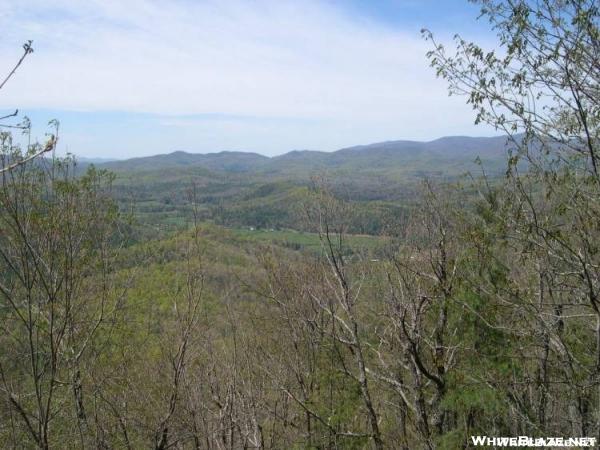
[0,110,18,121]
[0,41,33,91]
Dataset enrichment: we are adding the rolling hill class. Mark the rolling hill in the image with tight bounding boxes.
[100,134,514,177]
[92,135,516,236]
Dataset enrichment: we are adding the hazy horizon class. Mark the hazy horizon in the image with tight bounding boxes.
[69,132,504,162]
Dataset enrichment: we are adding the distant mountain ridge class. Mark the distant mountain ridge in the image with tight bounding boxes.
[99,135,516,177]
[101,150,269,172]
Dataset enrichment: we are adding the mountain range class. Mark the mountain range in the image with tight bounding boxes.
[98,135,515,178]
[88,134,519,234]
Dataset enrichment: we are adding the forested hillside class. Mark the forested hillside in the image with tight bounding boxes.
[96,135,514,236]
[1,1,598,449]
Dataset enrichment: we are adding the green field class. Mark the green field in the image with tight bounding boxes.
[230,226,388,254]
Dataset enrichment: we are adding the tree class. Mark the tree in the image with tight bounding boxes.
[0,156,123,447]
[423,0,598,178]
[0,42,126,449]
[424,0,600,441]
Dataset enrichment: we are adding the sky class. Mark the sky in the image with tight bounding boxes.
[0,0,498,158]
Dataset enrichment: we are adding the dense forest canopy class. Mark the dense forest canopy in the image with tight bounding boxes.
[0,0,599,448]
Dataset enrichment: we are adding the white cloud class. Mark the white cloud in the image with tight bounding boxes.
[0,0,495,156]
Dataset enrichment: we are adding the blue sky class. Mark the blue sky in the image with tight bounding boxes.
[0,0,497,158]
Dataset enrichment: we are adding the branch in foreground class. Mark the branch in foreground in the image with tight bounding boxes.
[0,135,56,174]
[0,41,33,91]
